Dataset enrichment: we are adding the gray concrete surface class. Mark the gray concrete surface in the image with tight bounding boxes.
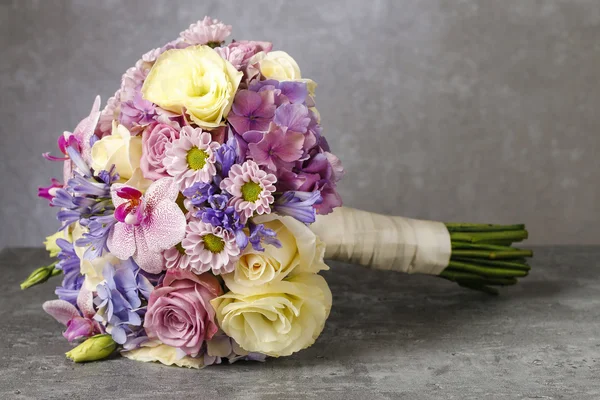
[1,246,598,399]
[1,0,600,248]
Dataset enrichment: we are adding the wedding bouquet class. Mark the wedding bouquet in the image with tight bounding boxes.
[23,17,532,368]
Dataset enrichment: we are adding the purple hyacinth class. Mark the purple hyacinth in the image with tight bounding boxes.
[196,193,248,250]
[182,181,217,206]
[215,136,237,177]
[247,222,281,252]
[273,191,322,224]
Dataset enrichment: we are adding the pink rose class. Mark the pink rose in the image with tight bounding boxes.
[140,122,180,180]
[144,269,222,356]
[229,40,273,63]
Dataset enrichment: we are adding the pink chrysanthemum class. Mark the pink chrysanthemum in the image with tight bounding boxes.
[163,126,220,190]
[163,244,193,270]
[220,160,277,219]
[181,220,240,275]
[180,17,232,46]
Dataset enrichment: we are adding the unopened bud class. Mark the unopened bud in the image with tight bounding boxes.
[20,264,59,290]
[65,334,117,363]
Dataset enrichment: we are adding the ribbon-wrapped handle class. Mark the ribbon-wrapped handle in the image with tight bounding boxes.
[310,207,451,275]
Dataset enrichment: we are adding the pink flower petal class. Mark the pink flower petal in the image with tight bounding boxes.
[43,300,80,326]
[107,222,136,260]
[76,286,96,319]
[142,200,186,252]
[133,230,165,274]
[144,177,179,209]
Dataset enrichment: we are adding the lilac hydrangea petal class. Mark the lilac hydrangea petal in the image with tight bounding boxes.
[232,90,261,116]
[274,104,311,133]
[279,81,309,104]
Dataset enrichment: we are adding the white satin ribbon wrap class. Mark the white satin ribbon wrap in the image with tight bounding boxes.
[310,207,451,275]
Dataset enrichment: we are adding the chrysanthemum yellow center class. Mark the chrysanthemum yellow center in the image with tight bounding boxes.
[241,181,262,202]
[175,242,186,255]
[187,147,209,170]
[203,234,225,253]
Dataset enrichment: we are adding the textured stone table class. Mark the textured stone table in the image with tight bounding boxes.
[1,247,598,399]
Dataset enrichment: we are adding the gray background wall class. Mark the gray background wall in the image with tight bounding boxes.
[1,0,598,248]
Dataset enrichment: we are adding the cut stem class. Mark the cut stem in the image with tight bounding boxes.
[445,223,525,232]
[451,249,533,260]
[449,230,529,244]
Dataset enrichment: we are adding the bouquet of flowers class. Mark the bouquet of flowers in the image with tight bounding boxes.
[22,17,532,368]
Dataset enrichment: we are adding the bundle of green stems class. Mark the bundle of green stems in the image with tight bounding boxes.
[440,223,533,295]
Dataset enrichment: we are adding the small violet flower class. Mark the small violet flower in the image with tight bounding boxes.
[247,222,281,252]
[273,191,323,224]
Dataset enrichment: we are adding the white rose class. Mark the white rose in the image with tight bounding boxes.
[91,122,142,181]
[72,222,120,291]
[222,214,328,293]
[251,50,317,96]
[211,273,332,357]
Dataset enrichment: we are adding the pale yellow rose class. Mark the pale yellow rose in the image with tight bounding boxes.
[122,341,204,369]
[141,45,242,129]
[223,214,328,293]
[251,50,317,96]
[71,222,120,291]
[44,230,72,257]
[123,167,152,193]
[91,122,142,181]
[212,273,332,357]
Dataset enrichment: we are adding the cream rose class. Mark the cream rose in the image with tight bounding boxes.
[122,341,204,369]
[91,122,142,181]
[141,45,242,129]
[72,222,121,291]
[222,214,328,293]
[211,273,332,357]
[251,50,317,96]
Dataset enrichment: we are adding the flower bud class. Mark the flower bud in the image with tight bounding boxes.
[65,334,117,363]
[20,264,59,290]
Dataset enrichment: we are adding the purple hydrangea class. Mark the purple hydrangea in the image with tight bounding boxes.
[93,259,154,346]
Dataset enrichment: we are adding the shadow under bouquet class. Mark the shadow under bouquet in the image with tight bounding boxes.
[23,17,532,368]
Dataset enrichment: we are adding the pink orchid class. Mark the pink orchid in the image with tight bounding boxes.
[43,287,102,342]
[38,178,62,205]
[43,96,101,182]
[107,177,186,274]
